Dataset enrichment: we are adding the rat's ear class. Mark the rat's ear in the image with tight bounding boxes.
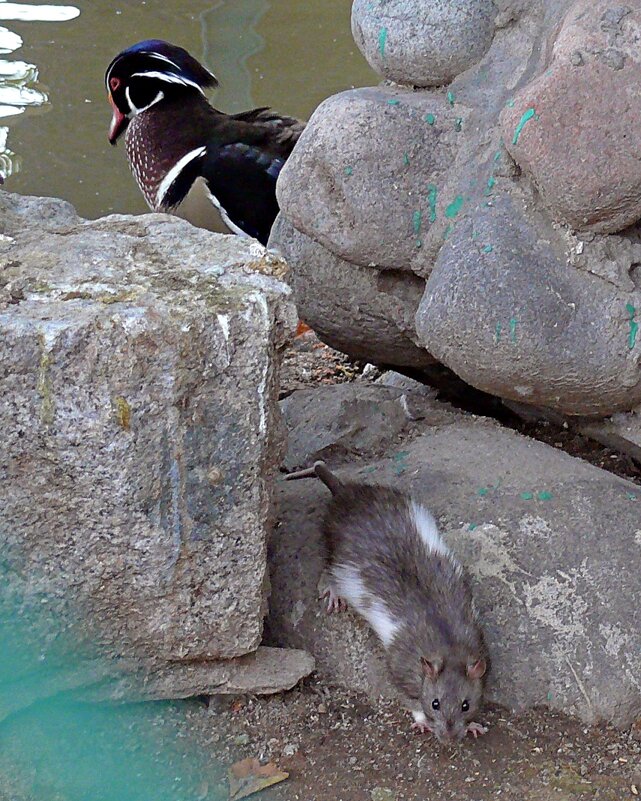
[421,656,443,680]
[466,658,487,679]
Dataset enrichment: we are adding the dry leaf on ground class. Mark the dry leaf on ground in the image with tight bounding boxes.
[228,757,289,800]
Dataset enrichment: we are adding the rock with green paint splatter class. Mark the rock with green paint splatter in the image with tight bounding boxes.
[416,191,641,415]
[270,215,437,370]
[272,0,641,409]
[500,0,641,234]
[351,0,496,86]
[275,86,459,273]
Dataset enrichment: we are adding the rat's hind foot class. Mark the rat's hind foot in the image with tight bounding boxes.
[466,722,488,738]
[319,585,347,614]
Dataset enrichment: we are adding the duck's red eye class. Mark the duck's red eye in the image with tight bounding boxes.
[109,76,121,91]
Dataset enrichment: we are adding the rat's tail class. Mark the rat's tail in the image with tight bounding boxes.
[284,460,343,496]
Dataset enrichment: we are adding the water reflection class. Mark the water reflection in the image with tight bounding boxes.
[0,3,79,180]
[199,0,376,124]
[0,25,21,53]
[0,3,79,22]
[201,0,270,113]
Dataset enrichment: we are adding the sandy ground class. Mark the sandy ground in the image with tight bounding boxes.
[159,681,641,801]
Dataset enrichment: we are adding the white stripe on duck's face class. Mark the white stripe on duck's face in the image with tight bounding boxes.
[130,71,207,95]
[143,53,180,70]
[124,85,164,116]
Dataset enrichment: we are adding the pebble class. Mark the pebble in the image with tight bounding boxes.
[371,788,396,801]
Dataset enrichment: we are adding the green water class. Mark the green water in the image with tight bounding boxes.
[1,0,376,220]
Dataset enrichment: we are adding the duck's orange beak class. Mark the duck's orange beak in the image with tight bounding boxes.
[108,92,127,145]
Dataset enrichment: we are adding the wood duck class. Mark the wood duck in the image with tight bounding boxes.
[105,39,304,245]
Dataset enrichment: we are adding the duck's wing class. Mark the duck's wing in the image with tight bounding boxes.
[160,107,304,244]
[229,107,306,154]
[195,108,305,244]
[197,140,284,244]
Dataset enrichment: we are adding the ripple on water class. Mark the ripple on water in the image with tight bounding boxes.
[0,3,80,179]
[0,4,80,23]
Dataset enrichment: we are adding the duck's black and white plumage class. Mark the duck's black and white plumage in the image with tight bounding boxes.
[105,39,304,244]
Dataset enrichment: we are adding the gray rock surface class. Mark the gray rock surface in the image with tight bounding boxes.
[0,192,302,693]
[267,382,641,727]
[277,0,641,416]
[280,382,447,472]
[351,0,497,87]
[580,409,641,464]
[416,191,641,415]
[270,216,435,369]
[275,86,460,273]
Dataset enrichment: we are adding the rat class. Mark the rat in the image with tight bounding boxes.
[285,460,489,743]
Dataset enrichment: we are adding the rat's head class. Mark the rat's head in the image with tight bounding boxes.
[419,655,487,743]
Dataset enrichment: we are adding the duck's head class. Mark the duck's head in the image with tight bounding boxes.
[105,39,218,144]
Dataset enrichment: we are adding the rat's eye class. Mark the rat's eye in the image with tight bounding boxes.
[461,700,470,712]
[431,699,440,711]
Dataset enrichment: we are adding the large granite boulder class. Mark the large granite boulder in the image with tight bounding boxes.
[266,381,641,728]
[416,190,641,415]
[275,85,461,274]
[0,192,313,700]
[274,0,641,416]
[271,216,435,369]
[501,1,641,234]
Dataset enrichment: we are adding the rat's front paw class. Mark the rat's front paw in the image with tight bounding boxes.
[411,721,433,735]
[410,709,433,735]
[466,722,488,739]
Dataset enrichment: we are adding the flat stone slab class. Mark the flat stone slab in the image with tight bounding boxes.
[0,193,296,681]
[267,382,641,728]
[82,647,316,702]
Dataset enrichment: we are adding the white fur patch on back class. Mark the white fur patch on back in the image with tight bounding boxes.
[331,563,400,647]
[331,563,367,607]
[364,599,401,646]
[410,501,449,557]
[155,146,206,208]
